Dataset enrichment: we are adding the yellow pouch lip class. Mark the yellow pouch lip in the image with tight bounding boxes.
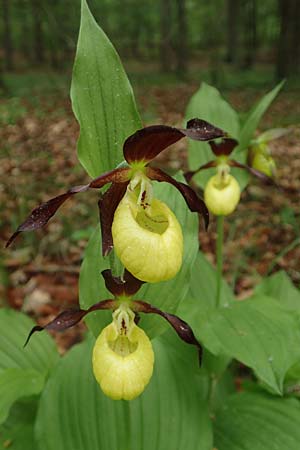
[92,323,154,400]
[112,194,183,283]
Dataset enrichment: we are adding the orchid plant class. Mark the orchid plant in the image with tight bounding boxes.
[2,2,300,450]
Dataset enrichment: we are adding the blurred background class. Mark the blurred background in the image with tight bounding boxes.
[1,0,299,350]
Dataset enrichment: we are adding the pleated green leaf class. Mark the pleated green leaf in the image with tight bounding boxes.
[0,398,38,450]
[71,0,141,178]
[254,270,300,313]
[214,392,300,450]
[35,333,212,450]
[79,174,199,338]
[235,80,285,153]
[179,294,300,394]
[0,309,59,374]
[0,369,44,425]
[185,83,241,189]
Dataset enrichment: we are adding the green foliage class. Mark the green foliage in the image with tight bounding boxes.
[215,392,300,450]
[0,309,59,447]
[71,0,141,178]
[254,270,300,312]
[0,309,58,374]
[35,333,212,450]
[0,369,44,425]
[179,254,300,394]
[0,398,38,450]
[235,80,285,153]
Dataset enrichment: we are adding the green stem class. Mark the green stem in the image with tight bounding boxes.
[216,215,224,308]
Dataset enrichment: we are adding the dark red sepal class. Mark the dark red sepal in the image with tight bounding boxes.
[132,300,203,365]
[123,125,184,164]
[6,168,131,248]
[209,138,238,156]
[146,166,209,229]
[229,160,277,186]
[98,181,129,256]
[183,118,226,142]
[24,299,116,347]
[101,269,144,297]
[123,119,226,164]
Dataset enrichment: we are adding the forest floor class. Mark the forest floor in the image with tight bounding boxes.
[1,69,300,352]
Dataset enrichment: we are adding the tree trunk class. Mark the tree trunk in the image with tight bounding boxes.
[225,0,240,63]
[2,0,14,70]
[242,0,257,68]
[277,0,300,77]
[175,0,188,77]
[31,0,45,64]
[160,0,173,72]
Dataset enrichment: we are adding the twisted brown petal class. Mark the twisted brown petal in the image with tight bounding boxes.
[184,160,217,183]
[132,300,203,365]
[146,166,209,229]
[229,159,277,186]
[98,181,129,256]
[6,168,131,248]
[24,299,116,347]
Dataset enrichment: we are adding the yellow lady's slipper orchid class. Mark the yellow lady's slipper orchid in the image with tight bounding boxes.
[112,176,183,283]
[92,305,154,400]
[204,171,240,216]
[24,269,202,401]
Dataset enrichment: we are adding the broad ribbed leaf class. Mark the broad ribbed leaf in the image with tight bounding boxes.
[0,309,59,374]
[0,369,44,425]
[214,392,300,450]
[179,294,300,394]
[79,173,199,339]
[35,333,212,450]
[185,83,241,188]
[71,0,141,178]
[235,80,285,153]
[0,398,38,450]
[254,270,300,313]
[177,251,234,376]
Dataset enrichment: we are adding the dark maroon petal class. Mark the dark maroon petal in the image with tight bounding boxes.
[89,167,131,189]
[229,160,277,186]
[184,160,217,183]
[101,269,143,297]
[123,125,184,164]
[98,181,129,256]
[6,185,88,248]
[123,119,226,164]
[132,300,203,365]
[146,166,209,229]
[209,138,238,156]
[24,299,115,346]
[183,118,226,142]
[6,168,130,248]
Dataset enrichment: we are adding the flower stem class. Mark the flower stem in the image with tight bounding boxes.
[216,215,224,308]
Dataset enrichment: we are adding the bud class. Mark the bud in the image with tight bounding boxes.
[112,190,183,283]
[92,308,154,400]
[204,173,240,216]
[249,144,277,178]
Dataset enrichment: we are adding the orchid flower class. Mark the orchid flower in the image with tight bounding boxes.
[185,138,276,216]
[7,119,225,282]
[24,269,202,401]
